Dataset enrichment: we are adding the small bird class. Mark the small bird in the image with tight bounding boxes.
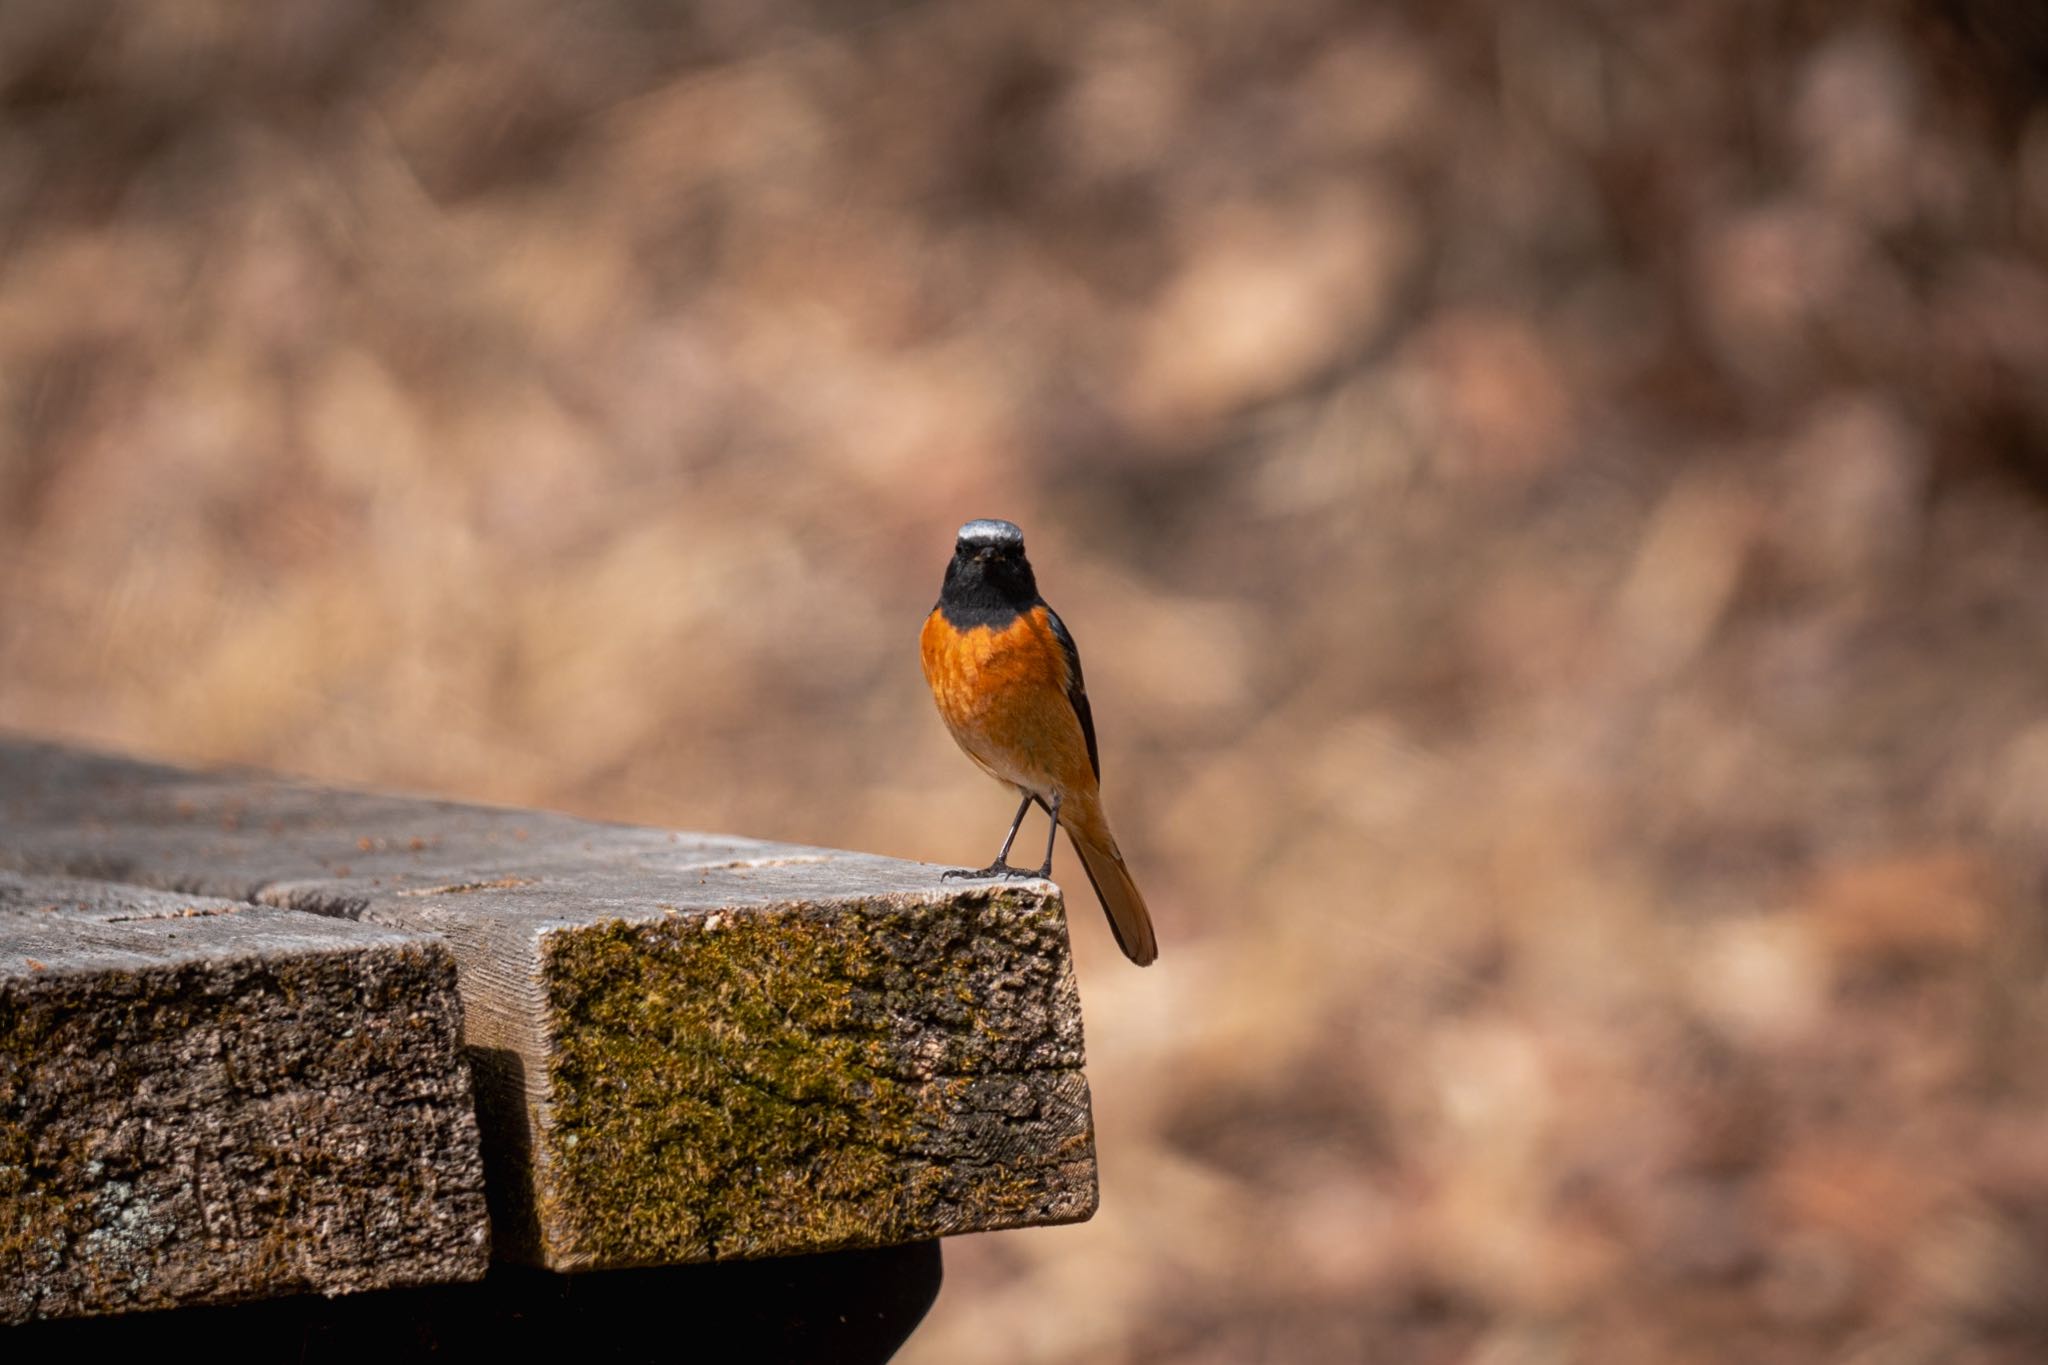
[920,519,1158,966]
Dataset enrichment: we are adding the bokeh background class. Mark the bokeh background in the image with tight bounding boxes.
[7,2,2048,1360]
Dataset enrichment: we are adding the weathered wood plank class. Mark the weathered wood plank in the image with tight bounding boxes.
[0,871,489,1323]
[0,739,1097,1272]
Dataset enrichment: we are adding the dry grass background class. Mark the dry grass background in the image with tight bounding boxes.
[7,2,2048,1360]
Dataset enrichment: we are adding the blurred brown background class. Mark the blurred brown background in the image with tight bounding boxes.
[6,1,2048,1360]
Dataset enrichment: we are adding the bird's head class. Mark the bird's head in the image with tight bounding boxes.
[945,518,1037,604]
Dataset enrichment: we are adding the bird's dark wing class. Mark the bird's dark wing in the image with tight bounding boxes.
[1043,605,1100,780]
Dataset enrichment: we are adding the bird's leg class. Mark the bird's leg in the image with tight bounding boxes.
[943,793,1040,880]
[1029,794,1062,879]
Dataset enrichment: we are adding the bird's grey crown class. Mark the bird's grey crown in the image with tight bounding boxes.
[957,518,1024,549]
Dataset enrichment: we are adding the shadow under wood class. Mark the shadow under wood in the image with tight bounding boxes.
[467,1043,543,1262]
[2,1239,944,1364]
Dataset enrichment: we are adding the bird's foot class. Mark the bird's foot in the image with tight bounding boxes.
[942,860,1048,881]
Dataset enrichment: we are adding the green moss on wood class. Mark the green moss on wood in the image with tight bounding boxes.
[541,888,1092,1266]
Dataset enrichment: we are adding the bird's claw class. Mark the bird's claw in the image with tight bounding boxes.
[943,861,1049,882]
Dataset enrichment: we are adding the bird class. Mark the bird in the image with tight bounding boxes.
[919,518,1158,966]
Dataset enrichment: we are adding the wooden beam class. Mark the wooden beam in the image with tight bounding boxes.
[0,871,489,1323]
[0,739,1097,1272]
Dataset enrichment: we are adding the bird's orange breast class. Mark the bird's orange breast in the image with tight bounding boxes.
[921,606,1095,797]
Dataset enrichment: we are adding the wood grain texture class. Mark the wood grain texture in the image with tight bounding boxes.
[0,738,1098,1272]
[0,871,489,1323]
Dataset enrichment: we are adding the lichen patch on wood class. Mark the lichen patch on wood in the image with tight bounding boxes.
[541,889,1094,1266]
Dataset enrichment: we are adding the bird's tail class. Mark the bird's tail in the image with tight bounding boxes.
[1061,796,1158,966]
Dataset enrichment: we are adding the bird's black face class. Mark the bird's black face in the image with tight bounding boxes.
[939,518,1038,621]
